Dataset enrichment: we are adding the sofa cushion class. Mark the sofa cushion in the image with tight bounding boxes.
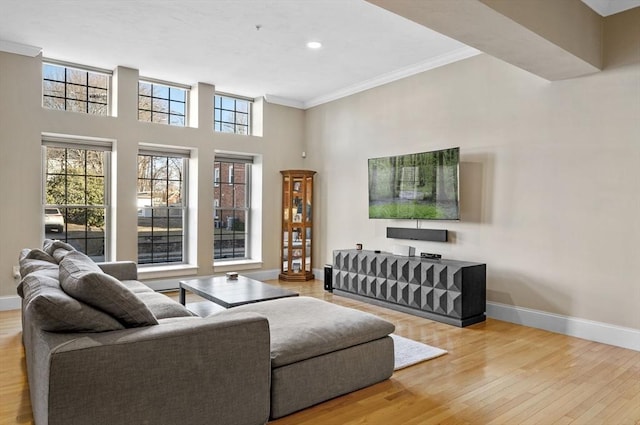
[22,273,125,332]
[52,247,74,263]
[43,239,76,261]
[156,316,201,325]
[120,279,155,294]
[216,296,395,367]
[18,248,58,298]
[19,254,59,282]
[23,248,56,263]
[59,251,158,327]
[17,265,59,298]
[135,291,195,319]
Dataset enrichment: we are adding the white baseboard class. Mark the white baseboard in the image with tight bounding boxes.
[312,268,324,280]
[487,301,640,352]
[5,276,635,353]
[0,295,21,311]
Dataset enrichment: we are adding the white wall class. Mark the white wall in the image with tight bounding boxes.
[1,9,638,336]
[304,27,640,329]
[0,52,305,298]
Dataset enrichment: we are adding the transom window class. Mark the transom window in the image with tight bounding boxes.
[43,139,110,261]
[137,150,188,264]
[42,62,110,115]
[214,95,251,135]
[138,81,187,126]
[214,156,252,260]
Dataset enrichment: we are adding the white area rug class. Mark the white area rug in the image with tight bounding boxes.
[392,334,448,370]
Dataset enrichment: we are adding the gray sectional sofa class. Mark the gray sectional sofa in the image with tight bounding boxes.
[18,240,395,425]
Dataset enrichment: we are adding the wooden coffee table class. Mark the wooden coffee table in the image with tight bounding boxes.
[179,275,298,310]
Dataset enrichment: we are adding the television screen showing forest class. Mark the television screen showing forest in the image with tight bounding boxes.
[368,147,460,220]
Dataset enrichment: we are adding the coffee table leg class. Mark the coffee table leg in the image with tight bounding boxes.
[179,286,186,305]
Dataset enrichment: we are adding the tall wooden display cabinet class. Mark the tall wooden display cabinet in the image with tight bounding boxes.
[279,170,316,281]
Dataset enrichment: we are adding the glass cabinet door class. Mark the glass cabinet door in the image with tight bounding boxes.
[280,170,316,281]
[303,175,312,272]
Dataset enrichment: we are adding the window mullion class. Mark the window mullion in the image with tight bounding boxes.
[43,62,110,116]
[64,67,68,111]
[43,143,109,261]
[84,71,89,113]
[137,154,186,265]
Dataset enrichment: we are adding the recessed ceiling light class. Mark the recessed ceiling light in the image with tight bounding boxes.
[306,41,322,49]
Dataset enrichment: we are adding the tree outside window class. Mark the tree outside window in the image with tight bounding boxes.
[43,63,109,115]
[137,153,187,264]
[214,95,250,135]
[139,81,187,126]
[43,144,108,261]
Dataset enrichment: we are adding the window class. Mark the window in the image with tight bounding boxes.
[214,156,251,260]
[43,140,110,261]
[137,150,188,264]
[214,95,251,135]
[138,81,187,126]
[42,62,110,115]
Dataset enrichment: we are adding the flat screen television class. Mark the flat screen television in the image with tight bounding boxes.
[368,147,460,220]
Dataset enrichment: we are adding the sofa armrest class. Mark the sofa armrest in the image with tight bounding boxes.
[96,260,138,280]
[39,313,271,425]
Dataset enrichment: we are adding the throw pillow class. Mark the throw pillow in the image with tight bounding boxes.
[22,273,125,332]
[17,267,59,298]
[24,248,56,263]
[59,251,158,327]
[43,240,76,259]
[52,247,74,263]
[58,250,102,274]
[19,257,59,280]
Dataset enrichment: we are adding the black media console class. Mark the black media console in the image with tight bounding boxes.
[332,249,486,327]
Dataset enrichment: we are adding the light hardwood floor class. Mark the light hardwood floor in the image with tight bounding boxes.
[1,279,639,425]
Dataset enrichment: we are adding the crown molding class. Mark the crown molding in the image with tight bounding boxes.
[262,46,480,111]
[303,46,481,109]
[0,40,42,57]
[263,94,305,109]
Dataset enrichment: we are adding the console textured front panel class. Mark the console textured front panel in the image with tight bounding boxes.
[333,250,486,327]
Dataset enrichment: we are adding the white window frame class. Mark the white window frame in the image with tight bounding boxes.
[214,93,252,135]
[136,147,190,265]
[42,59,112,116]
[138,78,189,126]
[42,135,112,261]
[213,155,253,262]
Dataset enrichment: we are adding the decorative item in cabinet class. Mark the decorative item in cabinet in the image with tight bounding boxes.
[280,169,316,281]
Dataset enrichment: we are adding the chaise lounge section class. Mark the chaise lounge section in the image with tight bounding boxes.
[219,297,395,419]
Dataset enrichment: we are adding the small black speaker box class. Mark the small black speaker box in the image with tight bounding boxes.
[386,227,448,242]
[324,264,333,291]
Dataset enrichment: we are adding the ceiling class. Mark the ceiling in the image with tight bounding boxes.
[581,0,640,15]
[1,0,638,109]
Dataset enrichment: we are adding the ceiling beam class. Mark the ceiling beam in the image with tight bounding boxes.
[366,0,602,81]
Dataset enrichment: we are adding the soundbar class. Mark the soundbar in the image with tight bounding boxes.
[386,227,448,242]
